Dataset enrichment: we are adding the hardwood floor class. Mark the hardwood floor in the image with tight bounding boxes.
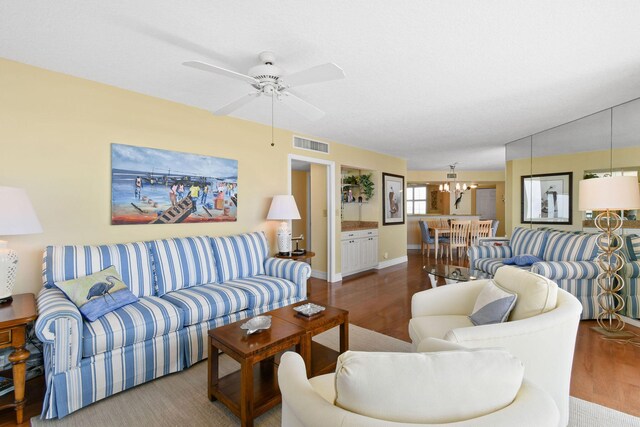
[1,250,637,425]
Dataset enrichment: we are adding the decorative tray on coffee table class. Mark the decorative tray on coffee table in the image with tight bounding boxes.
[293,303,325,317]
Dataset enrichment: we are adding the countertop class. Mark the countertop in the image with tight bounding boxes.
[342,221,379,231]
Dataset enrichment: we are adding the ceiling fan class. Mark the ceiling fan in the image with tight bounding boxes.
[183,51,345,121]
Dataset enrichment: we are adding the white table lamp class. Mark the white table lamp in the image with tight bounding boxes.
[579,176,640,335]
[0,187,43,303]
[267,195,301,255]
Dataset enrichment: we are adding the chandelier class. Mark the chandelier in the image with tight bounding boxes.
[439,163,468,194]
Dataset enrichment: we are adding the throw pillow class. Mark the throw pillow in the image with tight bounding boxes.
[469,280,517,326]
[55,265,139,322]
[502,254,542,266]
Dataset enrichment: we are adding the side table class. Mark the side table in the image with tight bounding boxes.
[274,251,315,262]
[0,293,37,424]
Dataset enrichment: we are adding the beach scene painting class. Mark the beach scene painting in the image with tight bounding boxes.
[111,143,238,225]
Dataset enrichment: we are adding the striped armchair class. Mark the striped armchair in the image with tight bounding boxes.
[468,227,602,319]
[35,232,311,419]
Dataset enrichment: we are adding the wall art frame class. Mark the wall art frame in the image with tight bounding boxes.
[382,172,405,225]
[521,172,572,225]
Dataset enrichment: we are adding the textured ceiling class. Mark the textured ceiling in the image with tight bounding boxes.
[2,1,640,171]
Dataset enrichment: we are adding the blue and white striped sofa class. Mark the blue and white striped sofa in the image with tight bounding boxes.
[34,231,311,419]
[621,234,640,318]
[468,227,602,319]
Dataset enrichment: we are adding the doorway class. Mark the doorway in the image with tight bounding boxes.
[288,154,336,282]
[475,188,497,219]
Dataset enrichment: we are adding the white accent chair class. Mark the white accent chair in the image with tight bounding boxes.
[409,266,582,427]
[278,349,559,427]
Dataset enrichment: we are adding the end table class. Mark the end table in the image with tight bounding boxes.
[0,293,37,424]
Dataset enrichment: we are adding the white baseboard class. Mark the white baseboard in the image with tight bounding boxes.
[377,255,408,270]
[311,270,327,280]
[407,244,421,250]
[622,315,640,328]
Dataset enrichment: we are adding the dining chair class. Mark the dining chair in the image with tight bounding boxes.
[441,220,471,260]
[470,220,492,246]
[491,219,500,237]
[418,220,435,257]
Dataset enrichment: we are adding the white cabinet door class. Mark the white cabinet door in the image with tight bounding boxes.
[341,238,360,276]
[360,236,378,269]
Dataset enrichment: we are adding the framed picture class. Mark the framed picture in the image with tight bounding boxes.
[111,143,238,225]
[382,172,405,225]
[521,172,572,224]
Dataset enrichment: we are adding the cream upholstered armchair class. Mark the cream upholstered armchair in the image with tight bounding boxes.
[409,266,582,427]
[278,349,559,427]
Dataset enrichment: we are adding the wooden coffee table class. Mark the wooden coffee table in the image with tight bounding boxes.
[207,302,349,427]
[270,302,349,377]
[208,316,306,427]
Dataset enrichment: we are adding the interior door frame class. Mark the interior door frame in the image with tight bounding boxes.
[288,154,337,283]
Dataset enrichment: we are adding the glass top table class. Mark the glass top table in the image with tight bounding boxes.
[423,264,490,286]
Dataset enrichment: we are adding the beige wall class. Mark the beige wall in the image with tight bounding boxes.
[0,59,407,293]
[505,147,640,235]
[291,170,308,239]
[406,170,505,247]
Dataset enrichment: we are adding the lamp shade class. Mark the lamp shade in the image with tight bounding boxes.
[578,176,640,211]
[266,195,301,220]
[0,187,43,236]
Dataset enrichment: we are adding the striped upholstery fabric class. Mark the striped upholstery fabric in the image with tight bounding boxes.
[43,243,155,297]
[622,234,640,261]
[224,276,299,308]
[35,288,83,371]
[468,245,512,271]
[82,296,184,358]
[160,283,251,326]
[622,261,640,317]
[148,236,217,296]
[532,261,601,319]
[41,330,184,419]
[210,232,268,282]
[182,310,252,367]
[510,227,549,257]
[475,258,510,276]
[542,232,599,262]
[263,257,312,298]
[531,261,601,281]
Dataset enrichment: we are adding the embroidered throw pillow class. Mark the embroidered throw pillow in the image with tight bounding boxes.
[469,280,517,326]
[502,254,542,266]
[55,265,139,322]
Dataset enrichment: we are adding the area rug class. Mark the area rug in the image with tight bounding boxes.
[32,325,640,427]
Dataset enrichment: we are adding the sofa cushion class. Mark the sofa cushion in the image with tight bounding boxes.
[494,266,558,321]
[210,232,268,283]
[55,265,139,322]
[160,283,251,326]
[475,258,508,275]
[542,232,599,261]
[623,234,640,261]
[223,275,298,309]
[43,242,155,297]
[469,280,517,326]
[510,227,549,258]
[148,236,217,296]
[333,350,524,424]
[83,296,184,357]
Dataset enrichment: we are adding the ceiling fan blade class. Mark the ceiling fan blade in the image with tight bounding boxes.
[280,93,325,121]
[214,92,260,116]
[283,63,345,88]
[183,60,259,85]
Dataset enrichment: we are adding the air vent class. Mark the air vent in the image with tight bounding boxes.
[293,136,329,154]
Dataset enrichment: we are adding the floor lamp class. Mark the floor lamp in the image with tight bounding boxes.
[579,176,640,336]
